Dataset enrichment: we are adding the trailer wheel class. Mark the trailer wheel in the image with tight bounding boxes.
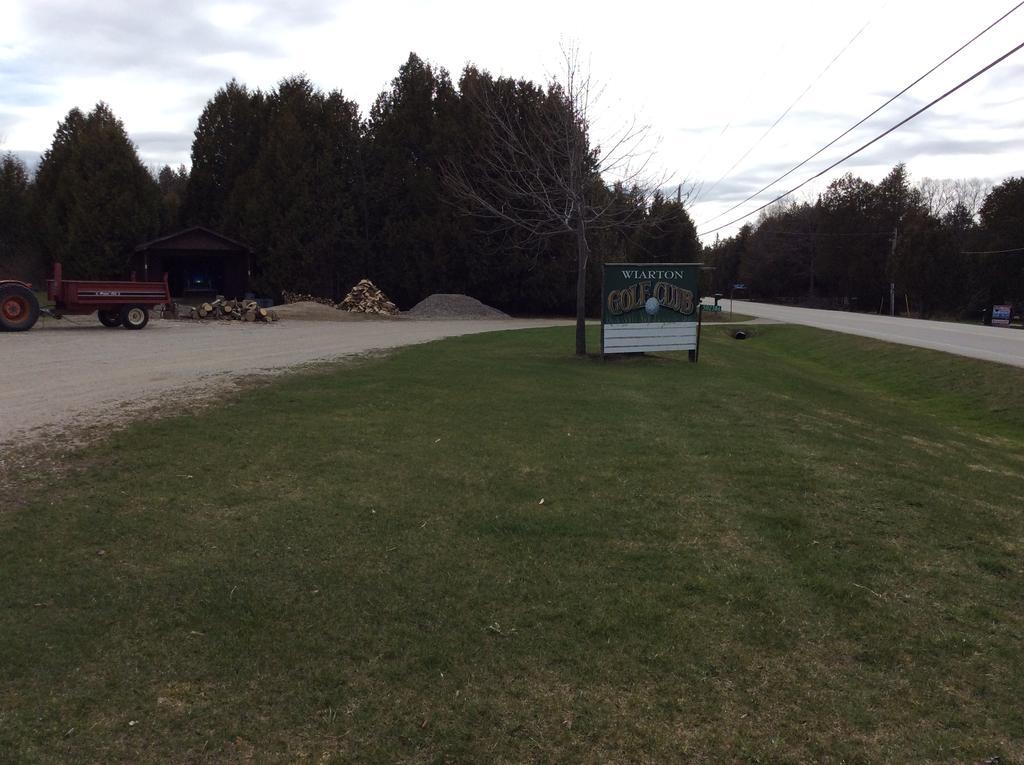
[120,305,149,330]
[98,309,121,328]
[0,283,40,332]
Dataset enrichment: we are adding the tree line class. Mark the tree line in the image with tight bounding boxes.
[704,165,1024,318]
[5,54,1020,320]
[0,53,698,316]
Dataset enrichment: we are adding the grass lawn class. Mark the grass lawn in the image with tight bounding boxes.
[2,324,1023,763]
[699,310,755,323]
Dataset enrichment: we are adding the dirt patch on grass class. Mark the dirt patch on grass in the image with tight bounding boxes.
[974,433,1018,448]
[816,408,865,427]
[901,434,951,455]
[968,463,1022,478]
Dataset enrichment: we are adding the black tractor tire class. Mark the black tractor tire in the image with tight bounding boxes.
[98,309,121,328]
[0,283,40,332]
[120,304,150,330]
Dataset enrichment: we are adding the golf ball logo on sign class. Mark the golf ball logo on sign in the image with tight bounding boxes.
[644,297,660,316]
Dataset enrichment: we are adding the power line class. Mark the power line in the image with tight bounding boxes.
[961,246,1024,254]
[696,8,881,206]
[684,45,786,206]
[697,0,1024,229]
[697,38,1024,239]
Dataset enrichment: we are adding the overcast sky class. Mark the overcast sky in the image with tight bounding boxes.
[2,0,1023,241]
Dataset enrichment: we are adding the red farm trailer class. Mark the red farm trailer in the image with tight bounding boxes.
[0,263,170,332]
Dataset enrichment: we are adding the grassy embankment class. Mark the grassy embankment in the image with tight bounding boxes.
[2,324,1022,763]
[698,309,755,323]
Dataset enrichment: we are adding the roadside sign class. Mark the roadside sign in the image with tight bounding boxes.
[992,304,1012,327]
[601,263,703,360]
[701,304,722,313]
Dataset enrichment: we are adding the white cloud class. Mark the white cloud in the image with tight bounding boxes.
[203,2,264,29]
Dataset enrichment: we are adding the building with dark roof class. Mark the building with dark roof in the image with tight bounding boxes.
[132,227,253,300]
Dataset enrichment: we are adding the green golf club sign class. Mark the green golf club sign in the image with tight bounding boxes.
[601,263,704,359]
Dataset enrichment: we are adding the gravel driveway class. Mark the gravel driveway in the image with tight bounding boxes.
[0,315,568,447]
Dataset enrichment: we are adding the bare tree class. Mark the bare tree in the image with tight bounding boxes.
[917,177,952,218]
[917,177,993,221]
[444,45,659,356]
[950,177,992,220]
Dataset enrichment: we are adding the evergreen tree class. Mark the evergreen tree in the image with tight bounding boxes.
[745,201,820,301]
[893,209,962,317]
[705,224,752,296]
[632,191,700,263]
[183,80,264,229]
[156,164,189,233]
[817,173,883,308]
[977,177,1024,306]
[0,153,40,282]
[228,75,364,296]
[365,53,464,307]
[453,66,578,314]
[33,103,161,278]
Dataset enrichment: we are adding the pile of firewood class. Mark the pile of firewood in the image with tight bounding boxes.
[339,279,399,315]
[282,291,334,306]
[276,280,398,316]
[177,298,279,322]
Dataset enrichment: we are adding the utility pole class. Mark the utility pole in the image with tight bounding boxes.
[889,227,898,317]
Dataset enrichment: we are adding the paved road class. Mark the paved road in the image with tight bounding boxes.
[0,316,567,447]
[729,300,1024,368]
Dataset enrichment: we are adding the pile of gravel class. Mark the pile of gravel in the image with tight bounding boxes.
[406,294,510,320]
